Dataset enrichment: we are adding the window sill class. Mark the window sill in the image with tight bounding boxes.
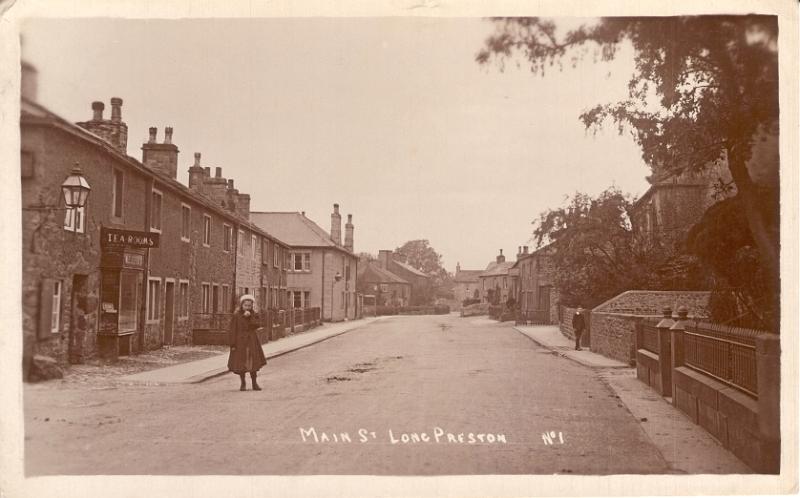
[181,237,191,243]
[203,243,211,248]
[150,228,162,234]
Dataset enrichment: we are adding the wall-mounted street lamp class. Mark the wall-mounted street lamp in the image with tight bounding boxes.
[330,271,342,321]
[61,165,92,210]
[23,163,92,211]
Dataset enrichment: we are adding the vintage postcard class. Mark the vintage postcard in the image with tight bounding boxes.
[0,0,797,497]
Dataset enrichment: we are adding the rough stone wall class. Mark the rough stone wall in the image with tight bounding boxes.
[594,290,711,317]
[589,313,647,365]
[21,125,141,367]
[234,227,262,305]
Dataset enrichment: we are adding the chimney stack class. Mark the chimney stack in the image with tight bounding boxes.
[77,97,128,154]
[110,97,123,122]
[523,246,529,254]
[236,193,251,220]
[456,262,461,273]
[204,167,211,177]
[92,101,104,121]
[215,167,222,178]
[496,249,505,264]
[188,152,205,190]
[227,179,234,189]
[141,125,179,179]
[344,214,354,252]
[330,203,342,245]
[378,250,392,270]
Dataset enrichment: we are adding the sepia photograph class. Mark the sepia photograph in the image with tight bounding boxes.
[0,0,797,497]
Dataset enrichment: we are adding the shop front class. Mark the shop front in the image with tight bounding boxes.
[98,227,158,359]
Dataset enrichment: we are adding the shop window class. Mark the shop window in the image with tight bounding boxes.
[64,206,85,233]
[181,204,191,242]
[150,189,163,232]
[146,278,161,322]
[179,281,189,319]
[203,215,211,246]
[119,272,140,332]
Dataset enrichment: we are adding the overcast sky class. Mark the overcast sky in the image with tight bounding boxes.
[21,17,650,271]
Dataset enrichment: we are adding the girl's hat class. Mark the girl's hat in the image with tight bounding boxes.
[240,294,256,305]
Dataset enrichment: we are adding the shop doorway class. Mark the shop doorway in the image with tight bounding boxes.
[68,274,89,364]
[164,281,175,345]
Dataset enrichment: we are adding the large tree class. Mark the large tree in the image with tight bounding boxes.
[477,16,779,329]
[394,239,452,304]
[533,186,704,308]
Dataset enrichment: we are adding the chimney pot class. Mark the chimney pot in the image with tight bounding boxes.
[91,101,104,121]
[347,214,353,224]
[148,127,157,143]
[193,152,201,166]
[110,97,123,122]
[523,246,529,254]
[302,211,306,217]
[334,203,340,213]
[215,167,222,178]
[164,126,173,144]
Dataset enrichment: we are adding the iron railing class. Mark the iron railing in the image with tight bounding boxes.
[637,319,661,354]
[683,321,760,398]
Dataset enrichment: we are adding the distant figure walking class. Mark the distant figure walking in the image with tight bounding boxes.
[228,294,267,391]
[572,307,586,351]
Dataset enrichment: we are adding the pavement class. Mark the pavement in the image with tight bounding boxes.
[120,316,387,384]
[513,324,629,368]
[513,323,751,474]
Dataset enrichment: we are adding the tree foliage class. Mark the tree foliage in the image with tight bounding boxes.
[534,187,706,308]
[394,239,453,303]
[478,15,779,329]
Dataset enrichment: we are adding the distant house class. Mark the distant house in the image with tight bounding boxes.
[251,205,358,321]
[376,250,432,305]
[453,263,482,305]
[356,261,411,306]
[512,245,558,324]
[478,249,518,306]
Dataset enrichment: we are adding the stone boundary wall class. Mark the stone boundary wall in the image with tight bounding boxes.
[594,290,711,316]
[589,313,659,364]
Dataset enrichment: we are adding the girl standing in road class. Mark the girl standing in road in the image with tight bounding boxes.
[228,294,267,391]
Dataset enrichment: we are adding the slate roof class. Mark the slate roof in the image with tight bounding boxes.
[454,270,483,283]
[480,261,515,277]
[358,262,410,285]
[21,98,289,247]
[392,260,429,278]
[250,211,355,255]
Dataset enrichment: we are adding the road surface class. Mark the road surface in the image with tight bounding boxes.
[25,314,672,475]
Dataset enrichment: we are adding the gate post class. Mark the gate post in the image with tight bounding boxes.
[655,307,675,397]
[756,333,781,473]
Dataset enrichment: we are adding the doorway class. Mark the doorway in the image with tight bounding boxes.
[164,281,175,345]
[68,274,89,364]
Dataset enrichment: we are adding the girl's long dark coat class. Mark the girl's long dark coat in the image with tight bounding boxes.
[227,309,267,374]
